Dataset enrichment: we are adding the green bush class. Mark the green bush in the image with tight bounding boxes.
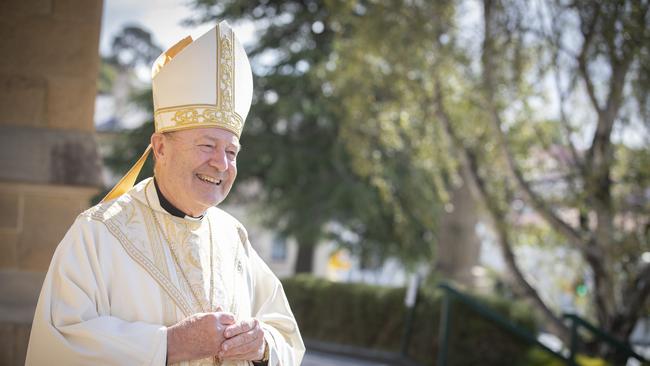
[525,348,611,366]
[282,275,545,366]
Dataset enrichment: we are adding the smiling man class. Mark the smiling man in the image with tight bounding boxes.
[26,21,304,365]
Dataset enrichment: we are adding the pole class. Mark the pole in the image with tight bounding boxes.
[401,274,420,357]
[437,292,451,366]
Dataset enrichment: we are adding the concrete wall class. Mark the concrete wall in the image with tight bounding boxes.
[0,0,103,364]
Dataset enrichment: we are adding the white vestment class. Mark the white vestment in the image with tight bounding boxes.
[26,178,304,366]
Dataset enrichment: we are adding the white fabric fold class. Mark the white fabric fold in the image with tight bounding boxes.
[26,178,304,366]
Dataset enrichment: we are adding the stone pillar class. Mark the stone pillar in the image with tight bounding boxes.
[0,1,103,364]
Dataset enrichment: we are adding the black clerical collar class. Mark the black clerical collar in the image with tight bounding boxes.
[153,178,203,219]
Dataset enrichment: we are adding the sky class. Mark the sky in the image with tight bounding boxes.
[96,0,255,129]
[98,0,647,148]
[99,0,254,60]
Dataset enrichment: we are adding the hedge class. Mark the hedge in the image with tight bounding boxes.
[282,274,543,366]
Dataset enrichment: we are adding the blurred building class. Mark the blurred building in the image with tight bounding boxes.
[0,1,104,364]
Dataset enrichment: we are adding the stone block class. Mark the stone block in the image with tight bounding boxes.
[0,323,15,366]
[53,0,103,24]
[17,193,80,271]
[14,324,31,366]
[0,17,101,80]
[0,230,18,269]
[0,270,45,323]
[0,322,32,366]
[0,127,50,185]
[0,74,47,128]
[0,188,21,269]
[0,0,52,16]
[47,76,97,131]
[0,193,20,230]
[0,126,102,186]
[1,183,98,271]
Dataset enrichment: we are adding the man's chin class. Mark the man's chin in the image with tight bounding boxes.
[200,195,225,208]
[195,186,230,207]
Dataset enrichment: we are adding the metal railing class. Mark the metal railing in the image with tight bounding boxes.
[436,282,568,365]
[564,313,648,364]
[436,282,649,365]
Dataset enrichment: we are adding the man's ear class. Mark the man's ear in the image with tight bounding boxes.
[151,133,166,161]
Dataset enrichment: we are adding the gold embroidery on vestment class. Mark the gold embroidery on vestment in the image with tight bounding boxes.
[140,201,176,324]
[88,201,194,317]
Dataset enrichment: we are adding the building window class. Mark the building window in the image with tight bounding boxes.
[271,235,287,262]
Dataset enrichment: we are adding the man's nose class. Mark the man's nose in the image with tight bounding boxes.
[209,150,228,172]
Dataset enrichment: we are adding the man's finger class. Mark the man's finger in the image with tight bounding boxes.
[222,349,263,362]
[224,318,258,338]
[221,328,261,352]
[215,312,236,325]
[219,330,264,359]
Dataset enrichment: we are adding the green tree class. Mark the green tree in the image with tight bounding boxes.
[321,0,649,360]
[471,1,650,359]
[104,3,649,360]
[186,1,443,271]
[202,0,648,361]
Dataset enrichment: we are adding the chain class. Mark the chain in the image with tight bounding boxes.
[145,182,214,313]
[144,180,242,366]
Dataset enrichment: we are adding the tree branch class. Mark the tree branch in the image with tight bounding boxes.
[481,0,588,252]
[577,5,604,115]
[611,263,650,340]
[580,3,645,325]
[432,79,570,340]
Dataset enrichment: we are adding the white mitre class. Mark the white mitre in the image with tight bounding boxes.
[152,21,253,136]
[101,21,253,202]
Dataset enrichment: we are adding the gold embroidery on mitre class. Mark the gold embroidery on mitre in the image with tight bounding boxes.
[218,25,235,112]
[155,105,244,136]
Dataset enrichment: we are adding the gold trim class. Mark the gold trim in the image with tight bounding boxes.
[171,108,242,129]
[218,25,235,112]
[154,105,243,137]
[216,22,221,109]
[144,180,216,315]
[155,103,222,114]
[88,202,194,317]
[231,28,236,111]
[140,202,176,324]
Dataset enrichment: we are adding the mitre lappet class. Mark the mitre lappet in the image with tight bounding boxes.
[101,20,253,202]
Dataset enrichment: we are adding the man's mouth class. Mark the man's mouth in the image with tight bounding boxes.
[196,173,222,186]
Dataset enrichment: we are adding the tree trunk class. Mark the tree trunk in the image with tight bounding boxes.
[294,244,315,274]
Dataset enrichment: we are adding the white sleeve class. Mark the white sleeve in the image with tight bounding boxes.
[25,217,168,366]
[249,247,305,366]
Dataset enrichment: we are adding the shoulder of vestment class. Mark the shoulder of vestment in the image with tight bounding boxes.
[78,191,138,224]
[207,207,251,250]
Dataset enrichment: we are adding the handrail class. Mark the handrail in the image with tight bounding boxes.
[563,313,648,363]
[437,282,569,365]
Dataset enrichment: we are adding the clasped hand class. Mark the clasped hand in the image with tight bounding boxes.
[219,317,266,361]
[166,310,265,364]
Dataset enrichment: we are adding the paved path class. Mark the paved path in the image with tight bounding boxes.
[302,350,392,366]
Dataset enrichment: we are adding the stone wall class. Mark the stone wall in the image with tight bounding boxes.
[0,0,103,364]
